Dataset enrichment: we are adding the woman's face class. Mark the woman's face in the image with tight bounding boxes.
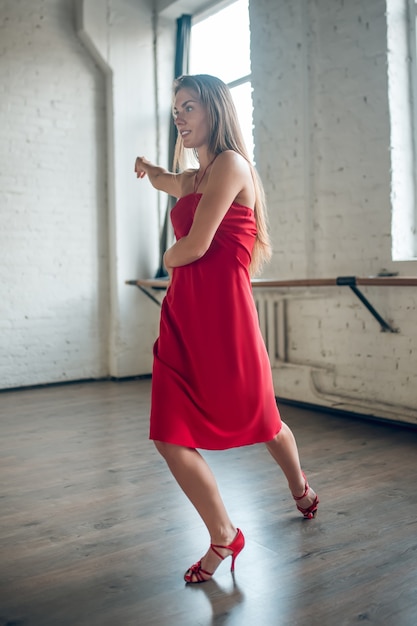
[173,88,210,151]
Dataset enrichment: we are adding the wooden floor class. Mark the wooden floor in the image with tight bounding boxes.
[1,379,416,626]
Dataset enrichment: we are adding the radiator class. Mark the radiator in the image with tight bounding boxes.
[254,293,287,366]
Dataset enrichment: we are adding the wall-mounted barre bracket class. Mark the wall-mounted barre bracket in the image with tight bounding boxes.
[135,284,163,307]
[336,276,398,333]
[125,279,166,307]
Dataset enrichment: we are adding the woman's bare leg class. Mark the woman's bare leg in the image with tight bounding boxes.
[265,421,317,507]
[154,441,238,578]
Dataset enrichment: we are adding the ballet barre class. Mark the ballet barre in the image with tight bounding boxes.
[125,276,417,333]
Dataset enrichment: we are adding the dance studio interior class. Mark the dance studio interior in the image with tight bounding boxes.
[1,0,416,624]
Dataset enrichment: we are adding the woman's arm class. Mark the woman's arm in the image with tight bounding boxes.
[164,151,252,271]
[134,156,182,198]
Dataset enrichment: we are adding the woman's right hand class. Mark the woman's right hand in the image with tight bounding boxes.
[133,157,180,197]
[134,156,149,179]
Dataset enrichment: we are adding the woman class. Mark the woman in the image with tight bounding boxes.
[134,74,319,584]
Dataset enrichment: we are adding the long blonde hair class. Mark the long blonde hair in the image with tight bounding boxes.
[172,74,271,275]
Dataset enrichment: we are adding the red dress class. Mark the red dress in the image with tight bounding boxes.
[149,192,282,449]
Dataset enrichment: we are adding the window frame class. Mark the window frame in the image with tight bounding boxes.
[190,0,254,161]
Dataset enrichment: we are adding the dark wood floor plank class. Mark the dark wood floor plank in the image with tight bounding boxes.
[1,379,416,625]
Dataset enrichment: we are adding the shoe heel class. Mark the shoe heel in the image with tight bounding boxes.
[229,528,245,572]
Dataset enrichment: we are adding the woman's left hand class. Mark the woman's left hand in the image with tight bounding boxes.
[163,251,173,285]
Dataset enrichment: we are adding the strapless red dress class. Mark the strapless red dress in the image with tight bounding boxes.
[149,193,282,449]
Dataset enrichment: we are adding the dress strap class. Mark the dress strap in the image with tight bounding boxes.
[193,154,219,194]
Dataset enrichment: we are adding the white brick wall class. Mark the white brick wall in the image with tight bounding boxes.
[250,0,417,420]
[0,0,109,388]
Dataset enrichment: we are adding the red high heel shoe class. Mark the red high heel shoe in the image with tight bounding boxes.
[184,528,245,583]
[292,472,319,519]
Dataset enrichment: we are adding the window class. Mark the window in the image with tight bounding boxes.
[387,0,417,261]
[410,0,417,239]
[190,0,254,161]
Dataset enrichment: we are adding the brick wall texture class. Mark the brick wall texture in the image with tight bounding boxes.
[0,0,108,388]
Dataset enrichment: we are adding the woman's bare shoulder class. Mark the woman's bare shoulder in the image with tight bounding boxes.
[215,150,250,171]
[211,151,254,208]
